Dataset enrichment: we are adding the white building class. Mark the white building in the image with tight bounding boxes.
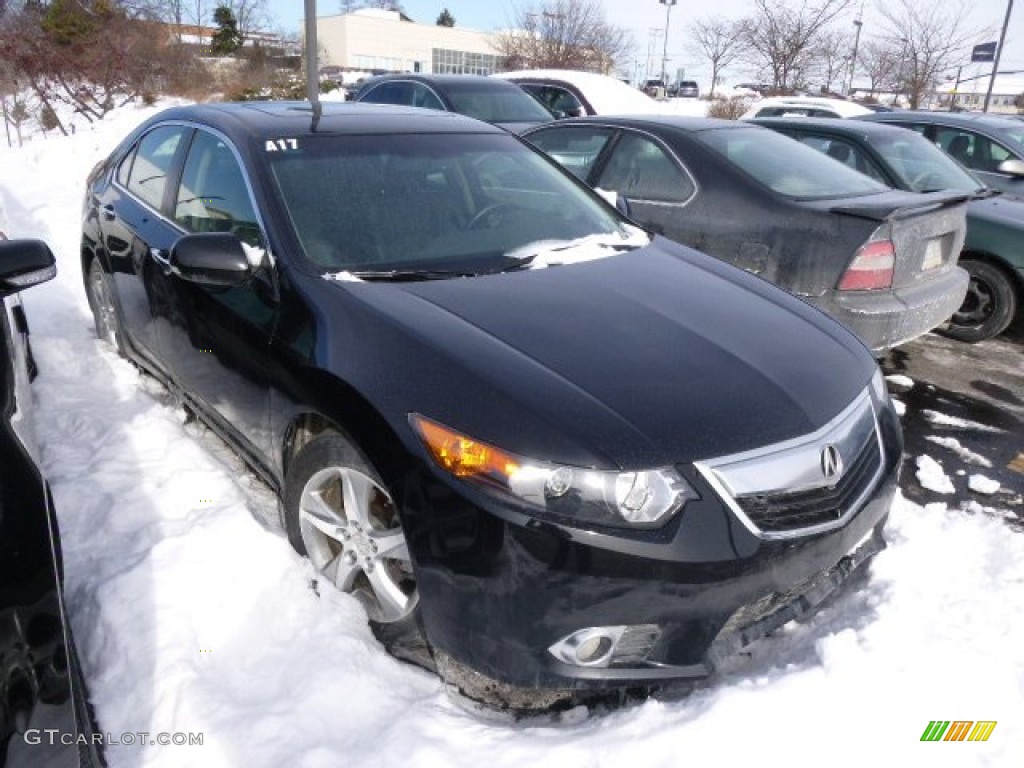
[316,9,503,76]
[937,73,1024,114]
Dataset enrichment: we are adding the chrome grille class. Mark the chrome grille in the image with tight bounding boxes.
[695,386,885,539]
[734,434,881,533]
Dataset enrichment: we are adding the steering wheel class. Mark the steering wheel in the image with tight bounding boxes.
[466,203,519,230]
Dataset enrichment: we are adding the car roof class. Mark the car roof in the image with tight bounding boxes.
[744,96,873,118]
[525,114,746,135]
[139,101,505,142]
[858,110,1024,132]
[750,116,914,140]
[361,73,519,88]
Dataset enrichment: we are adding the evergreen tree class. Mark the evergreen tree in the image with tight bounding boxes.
[211,4,243,55]
[436,8,454,27]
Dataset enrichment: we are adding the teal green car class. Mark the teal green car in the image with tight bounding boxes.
[754,117,1023,342]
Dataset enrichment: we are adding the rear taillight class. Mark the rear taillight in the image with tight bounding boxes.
[839,239,895,291]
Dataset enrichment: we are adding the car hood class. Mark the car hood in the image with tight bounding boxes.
[328,240,874,469]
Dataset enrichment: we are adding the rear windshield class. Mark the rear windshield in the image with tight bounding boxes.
[444,82,554,123]
[698,126,888,199]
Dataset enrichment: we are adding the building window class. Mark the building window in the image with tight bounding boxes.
[431,48,503,75]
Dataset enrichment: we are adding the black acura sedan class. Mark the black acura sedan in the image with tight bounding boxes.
[81,102,901,709]
[524,116,970,355]
[0,236,103,765]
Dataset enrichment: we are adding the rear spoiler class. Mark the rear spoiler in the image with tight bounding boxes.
[829,190,969,222]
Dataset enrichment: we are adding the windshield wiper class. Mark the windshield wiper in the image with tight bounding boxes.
[347,268,478,282]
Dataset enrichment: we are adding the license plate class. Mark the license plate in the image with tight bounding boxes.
[922,237,944,271]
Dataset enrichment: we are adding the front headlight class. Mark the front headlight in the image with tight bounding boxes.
[410,414,697,528]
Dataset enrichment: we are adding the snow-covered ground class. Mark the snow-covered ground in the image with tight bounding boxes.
[2,100,1022,767]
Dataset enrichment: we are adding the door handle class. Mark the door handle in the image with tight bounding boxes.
[102,204,116,221]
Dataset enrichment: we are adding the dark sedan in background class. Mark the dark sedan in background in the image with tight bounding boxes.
[858,111,1024,198]
[755,116,1024,342]
[524,116,969,355]
[0,235,102,766]
[351,74,555,133]
[80,102,901,709]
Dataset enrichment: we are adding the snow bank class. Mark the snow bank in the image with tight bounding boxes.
[2,98,1021,768]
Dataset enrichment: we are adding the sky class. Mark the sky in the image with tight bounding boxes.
[264,0,1022,89]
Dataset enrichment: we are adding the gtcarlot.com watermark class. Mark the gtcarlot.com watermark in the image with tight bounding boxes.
[25,729,203,747]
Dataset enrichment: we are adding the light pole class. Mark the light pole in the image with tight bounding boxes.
[844,17,863,96]
[983,0,1015,112]
[645,27,663,84]
[659,0,677,89]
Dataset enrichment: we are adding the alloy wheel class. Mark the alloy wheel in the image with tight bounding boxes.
[87,260,119,347]
[298,466,417,623]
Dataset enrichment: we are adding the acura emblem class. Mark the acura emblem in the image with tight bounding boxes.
[821,444,843,481]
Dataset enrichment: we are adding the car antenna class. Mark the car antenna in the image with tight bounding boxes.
[311,99,322,132]
[304,0,320,131]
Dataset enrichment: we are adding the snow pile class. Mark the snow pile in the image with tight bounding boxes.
[922,410,1003,433]
[884,374,914,392]
[924,435,993,468]
[915,455,956,495]
[2,98,1022,768]
[968,475,1001,496]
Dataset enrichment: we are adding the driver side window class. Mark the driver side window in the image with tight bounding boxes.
[174,131,262,248]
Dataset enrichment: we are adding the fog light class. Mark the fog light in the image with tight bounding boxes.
[548,624,661,668]
[575,635,613,664]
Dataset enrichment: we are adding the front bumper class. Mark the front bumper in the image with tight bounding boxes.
[398,395,902,698]
[815,265,969,354]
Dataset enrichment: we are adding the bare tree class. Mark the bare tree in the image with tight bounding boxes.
[741,0,853,92]
[875,0,976,108]
[223,0,266,40]
[812,27,848,94]
[688,16,746,98]
[495,0,631,73]
[857,39,901,99]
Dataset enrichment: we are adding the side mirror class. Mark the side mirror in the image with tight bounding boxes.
[996,158,1024,178]
[170,233,251,287]
[0,239,57,297]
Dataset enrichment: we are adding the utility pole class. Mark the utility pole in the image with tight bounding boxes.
[659,0,677,90]
[983,0,1014,112]
[844,14,863,96]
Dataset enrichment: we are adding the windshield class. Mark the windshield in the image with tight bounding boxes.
[698,126,889,199]
[444,82,555,123]
[264,132,632,273]
[871,132,984,193]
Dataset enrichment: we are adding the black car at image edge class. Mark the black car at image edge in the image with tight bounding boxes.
[80,101,902,709]
[0,235,103,766]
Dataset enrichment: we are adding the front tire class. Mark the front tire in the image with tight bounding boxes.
[85,257,123,351]
[283,431,423,647]
[944,259,1017,342]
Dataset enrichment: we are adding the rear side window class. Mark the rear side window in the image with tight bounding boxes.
[125,126,188,211]
[700,126,887,199]
[526,126,614,179]
[595,132,695,204]
[523,84,586,117]
[174,130,261,247]
[360,82,413,106]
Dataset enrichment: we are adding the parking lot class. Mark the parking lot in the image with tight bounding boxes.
[882,317,1023,520]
